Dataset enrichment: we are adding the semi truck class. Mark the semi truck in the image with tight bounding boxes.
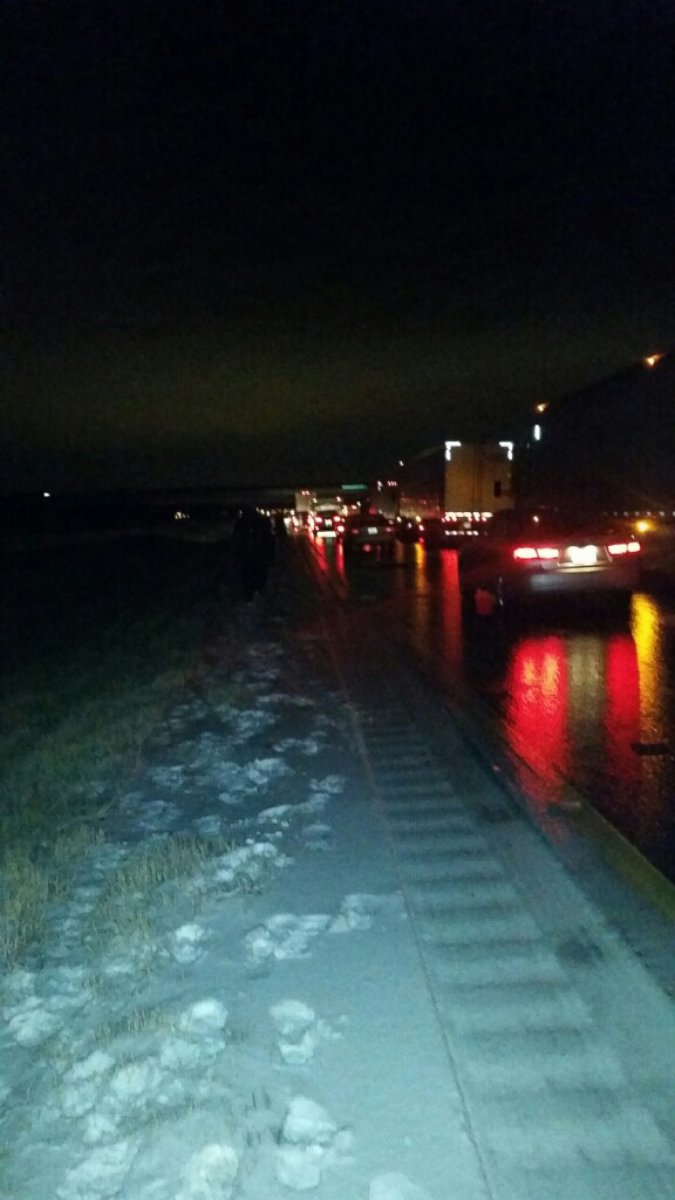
[513,350,675,575]
[397,440,514,535]
[515,352,675,517]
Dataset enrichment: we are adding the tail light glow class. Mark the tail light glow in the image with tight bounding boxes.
[608,540,641,556]
[513,546,560,561]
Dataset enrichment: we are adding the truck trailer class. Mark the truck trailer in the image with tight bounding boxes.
[514,352,675,518]
[397,440,513,534]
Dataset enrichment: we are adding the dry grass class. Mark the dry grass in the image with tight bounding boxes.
[85,832,233,948]
[0,535,229,968]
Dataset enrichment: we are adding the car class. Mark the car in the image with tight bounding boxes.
[308,509,345,538]
[396,516,421,543]
[342,512,397,556]
[418,517,460,548]
[458,506,641,616]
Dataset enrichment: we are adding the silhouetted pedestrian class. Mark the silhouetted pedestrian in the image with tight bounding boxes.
[231,507,275,601]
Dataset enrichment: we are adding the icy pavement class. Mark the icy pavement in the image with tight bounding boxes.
[0,611,483,1199]
[1,594,674,1200]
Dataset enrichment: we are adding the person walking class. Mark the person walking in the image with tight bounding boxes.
[231,507,276,602]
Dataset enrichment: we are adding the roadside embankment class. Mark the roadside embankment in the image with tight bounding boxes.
[0,531,234,968]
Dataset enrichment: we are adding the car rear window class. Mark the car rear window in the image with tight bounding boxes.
[491,510,625,539]
[348,513,387,526]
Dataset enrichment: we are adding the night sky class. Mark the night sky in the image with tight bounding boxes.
[5,0,675,492]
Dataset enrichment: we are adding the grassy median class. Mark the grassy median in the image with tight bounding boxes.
[0,529,232,968]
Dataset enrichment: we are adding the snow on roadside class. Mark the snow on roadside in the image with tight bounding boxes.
[0,624,431,1200]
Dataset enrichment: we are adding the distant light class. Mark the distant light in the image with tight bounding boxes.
[43,491,51,498]
[499,440,514,461]
[533,424,542,441]
[644,353,664,368]
[445,440,462,461]
[398,460,404,467]
[535,402,548,414]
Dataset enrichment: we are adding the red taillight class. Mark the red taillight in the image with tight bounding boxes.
[608,540,641,556]
[513,546,560,561]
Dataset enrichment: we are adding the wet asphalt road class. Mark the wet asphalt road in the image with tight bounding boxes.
[298,533,675,884]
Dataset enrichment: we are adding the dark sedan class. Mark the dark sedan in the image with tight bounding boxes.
[342,512,397,557]
[459,507,641,615]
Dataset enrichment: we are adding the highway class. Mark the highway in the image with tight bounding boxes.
[297,532,675,886]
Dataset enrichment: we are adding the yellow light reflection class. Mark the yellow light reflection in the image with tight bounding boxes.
[631,592,663,741]
[405,541,433,650]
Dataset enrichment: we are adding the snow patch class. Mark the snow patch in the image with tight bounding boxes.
[275,1097,352,1191]
[282,1095,338,1146]
[369,1173,435,1200]
[269,999,340,1065]
[211,756,292,803]
[245,757,292,786]
[212,840,288,888]
[208,706,277,741]
[244,913,331,963]
[147,764,185,790]
[329,894,375,933]
[159,1036,203,1071]
[68,1050,116,1082]
[177,1142,239,1200]
[256,803,293,826]
[137,799,181,830]
[192,814,223,836]
[273,736,324,756]
[178,999,228,1036]
[62,1051,116,1118]
[245,893,395,964]
[56,1139,139,1199]
[258,691,316,708]
[303,821,333,850]
[2,995,58,1046]
[310,774,345,795]
[170,923,208,964]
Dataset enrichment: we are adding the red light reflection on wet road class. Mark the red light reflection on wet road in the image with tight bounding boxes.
[503,636,569,804]
[604,634,641,811]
